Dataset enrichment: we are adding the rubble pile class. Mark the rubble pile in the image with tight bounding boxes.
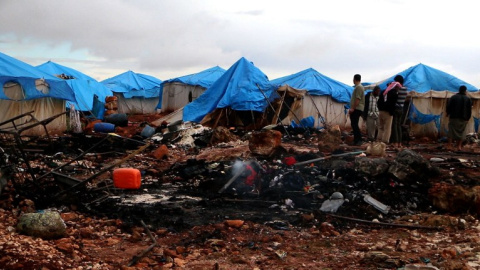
[2,114,480,268]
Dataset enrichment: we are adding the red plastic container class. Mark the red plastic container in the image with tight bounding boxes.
[113,168,141,189]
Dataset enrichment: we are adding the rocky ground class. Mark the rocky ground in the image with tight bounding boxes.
[1,114,480,269]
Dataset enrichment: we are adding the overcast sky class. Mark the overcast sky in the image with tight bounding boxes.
[1,0,479,87]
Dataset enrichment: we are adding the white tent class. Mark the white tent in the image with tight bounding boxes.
[0,52,77,136]
[101,70,162,115]
[270,68,353,129]
[114,93,159,115]
[159,66,225,113]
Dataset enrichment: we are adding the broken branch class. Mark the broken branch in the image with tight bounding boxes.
[128,220,158,267]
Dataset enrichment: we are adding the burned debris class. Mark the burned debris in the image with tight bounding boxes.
[2,111,480,269]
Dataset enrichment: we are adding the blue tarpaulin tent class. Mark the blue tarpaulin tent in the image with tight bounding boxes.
[375,63,477,93]
[0,51,78,135]
[101,71,162,114]
[158,66,225,111]
[36,61,113,119]
[0,52,76,102]
[271,68,352,103]
[270,68,353,128]
[183,57,277,124]
[370,63,479,137]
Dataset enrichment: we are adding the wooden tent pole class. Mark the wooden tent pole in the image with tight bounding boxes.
[257,84,304,127]
[272,89,287,125]
[212,108,224,130]
[307,93,327,129]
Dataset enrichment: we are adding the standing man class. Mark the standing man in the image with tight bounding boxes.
[446,85,472,151]
[349,74,365,146]
[377,82,399,144]
[391,75,407,149]
[363,86,380,141]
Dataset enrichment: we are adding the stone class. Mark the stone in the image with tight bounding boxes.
[249,130,282,156]
[17,211,67,239]
[60,212,79,222]
[428,183,480,215]
[173,258,186,267]
[79,227,94,238]
[152,145,168,160]
[361,251,400,268]
[18,199,35,214]
[318,125,342,151]
[224,219,245,228]
[355,157,390,177]
[55,238,75,253]
[211,126,239,144]
[320,222,340,236]
[365,142,386,156]
[163,249,180,258]
[388,149,439,182]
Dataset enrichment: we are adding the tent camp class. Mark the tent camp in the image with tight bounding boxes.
[0,51,77,135]
[157,66,225,112]
[270,68,353,129]
[183,57,278,128]
[36,61,113,119]
[101,71,162,114]
[367,63,479,137]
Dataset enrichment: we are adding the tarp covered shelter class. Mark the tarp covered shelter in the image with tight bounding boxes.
[0,51,77,135]
[270,68,353,128]
[157,66,225,112]
[36,61,113,119]
[101,71,162,114]
[183,57,278,128]
[367,63,479,137]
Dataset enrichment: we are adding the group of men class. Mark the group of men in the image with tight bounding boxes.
[349,74,472,151]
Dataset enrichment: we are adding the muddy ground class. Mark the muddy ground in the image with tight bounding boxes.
[1,114,480,269]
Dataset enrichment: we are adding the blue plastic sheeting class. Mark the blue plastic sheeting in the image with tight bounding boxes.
[162,66,225,88]
[36,61,113,112]
[101,70,162,98]
[408,103,442,132]
[270,68,353,103]
[36,60,96,81]
[156,66,225,109]
[375,63,478,93]
[474,117,480,133]
[291,116,315,128]
[184,57,278,123]
[0,51,76,102]
[91,95,105,120]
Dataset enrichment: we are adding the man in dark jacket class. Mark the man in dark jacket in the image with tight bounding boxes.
[376,82,399,143]
[446,85,472,151]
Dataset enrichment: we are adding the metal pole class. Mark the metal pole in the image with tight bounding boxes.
[294,151,364,166]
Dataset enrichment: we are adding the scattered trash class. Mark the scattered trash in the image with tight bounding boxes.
[274,249,287,260]
[364,194,391,214]
[403,264,439,270]
[93,122,116,133]
[140,125,155,138]
[320,192,345,213]
[113,168,141,189]
[365,142,386,156]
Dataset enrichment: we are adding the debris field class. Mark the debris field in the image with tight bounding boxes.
[1,113,480,269]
